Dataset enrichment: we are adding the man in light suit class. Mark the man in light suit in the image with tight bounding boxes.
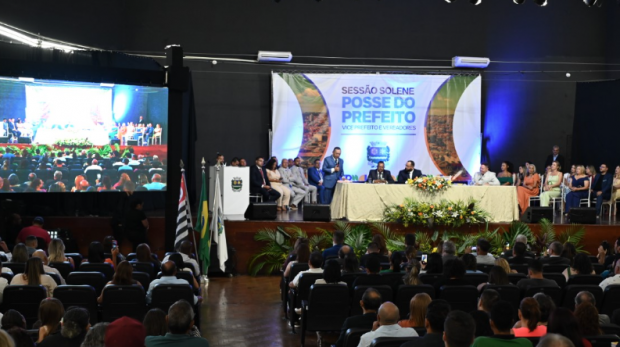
[292,157,318,204]
[322,147,344,204]
[472,163,500,186]
[278,159,307,210]
[308,160,326,204]
[367,161,395,183]
[397,160,423,184]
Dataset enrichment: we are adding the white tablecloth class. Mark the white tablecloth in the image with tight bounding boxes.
[330,183,519,222]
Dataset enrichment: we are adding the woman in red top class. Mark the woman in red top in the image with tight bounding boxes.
[513,297,547,337]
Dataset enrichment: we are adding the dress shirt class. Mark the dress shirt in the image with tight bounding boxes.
[146,276,197,304]
[357,324,418,347]
[292,268,323,287]
[600,274,620,291]
[473,171,500,186]
[258,165,266,186]
[162,253,200,275]
[476,254,497,265]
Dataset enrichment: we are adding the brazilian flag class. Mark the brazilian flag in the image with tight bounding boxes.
[196,169,210,272]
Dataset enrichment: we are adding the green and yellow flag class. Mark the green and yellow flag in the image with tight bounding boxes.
[197,166,210,272]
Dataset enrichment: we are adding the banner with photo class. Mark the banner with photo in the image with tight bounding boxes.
[271,73,481,181]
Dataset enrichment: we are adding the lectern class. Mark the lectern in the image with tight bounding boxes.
[208,166,250,215]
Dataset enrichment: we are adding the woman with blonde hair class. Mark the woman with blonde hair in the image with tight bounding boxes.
[47,238,75,268]
[403,259,421,285]
[565,165,590,215]
[517,164,541,214]
[70,175,85,192]
[541,161,563,207]
[398,293,432,328]
[265,158,290,211]
[495,258,515,274]
[113,173,131,190]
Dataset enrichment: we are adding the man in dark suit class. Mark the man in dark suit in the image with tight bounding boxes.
[540,241,571,266]
[249,157,281,202]
[7,118,20,140]
[307,160,326,204]
[137,116,146,126]
[322,147,345,204]
[591,163,613,215]
[401,300,452,347]
[352,256,391,288]
[142,123,154,146]
[507,242,533,266]
[366,161,395,184]
[397,160,423,184]
[334,288,382,347]
[322,230,346,259]
[543,145,565,172]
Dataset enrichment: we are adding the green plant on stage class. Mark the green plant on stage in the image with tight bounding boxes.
[370,222,405,253]
[501,220,535,247]
[558,224,587,253]
[318,221,372,259]
[530,218,555,255]
[383,198,490,228]
[454,224,505,255]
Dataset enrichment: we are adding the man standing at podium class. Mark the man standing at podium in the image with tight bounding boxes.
[322,147,345,204]
[250,157,281,202]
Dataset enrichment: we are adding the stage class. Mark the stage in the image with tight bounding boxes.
[2,144,168,159]
[224,210,619,275]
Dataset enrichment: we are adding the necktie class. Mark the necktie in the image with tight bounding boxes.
[259,168,266,185]
[335,158,339,165]
[379,171,382,180]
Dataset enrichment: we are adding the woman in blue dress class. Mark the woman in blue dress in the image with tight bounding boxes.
[564,165,590,215]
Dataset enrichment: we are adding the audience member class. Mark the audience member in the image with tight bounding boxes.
[16,216,50,246]
[563,253,594,280]
[146,261,200,305]
[574,303,602,336]
[561,242,578,263]
[335,288,381,347]
[422,253,443,274]
[533,293,555,326]
[547,308,592,347]
[282,242,310,278]
[38,307,90,347]
[599,259,620,290]
[502,234,534,259]
[32,250,66,284]
[372,234,389,257]
[84,241,117,269]
[475,238,496,265]
[0,330,14,347]
[10,257,57,297]
[398,293,432,328]
[442,241,457,263]
[144,308,167,337]
[516,259,559,290]
[403,259,421,285]
[433,259,470,292]
[337,245,353,268]
[124,199,150,251]
[495,258,514,274]
[24,236,38,256]
[6,327,34,347]
[48,238,75,268]
[462,254,481,273]
[514,297,547,337]
[314,259,346,285]
[36,298,65,344]
[470,310,494,338]
[282,237,308,272]
[1,310,25,330]
[145,300,209,347]
[509,242,533,266]
[322,230,346,259]
[341,251,361,275]
[401,299,451,347]
[575,291,609,325]
[357,302,417,347]
[472,301,533,347]
[97,261,141,303]
[162,241,200,275]
[443,310,476,347]
[104,317,146,347]
[134,243,161,270]
[537,334,576,347]
[359,242,389,268]
[478,289,500,313]
[80,322,109,347]
[478,265,511,292]
[381,251,403,273]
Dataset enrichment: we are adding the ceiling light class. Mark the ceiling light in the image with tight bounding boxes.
[533,0,548,5]
[445,0,457,3]
[513,0,525,4]
[257,51,293,63]
[583,0,604,6]
[470,0,482,4]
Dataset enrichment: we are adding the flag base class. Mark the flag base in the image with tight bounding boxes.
[200,275,209,284]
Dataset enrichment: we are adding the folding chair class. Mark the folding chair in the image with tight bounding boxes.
[579,176,593,207]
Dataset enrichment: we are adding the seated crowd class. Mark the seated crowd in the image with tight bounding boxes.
[0,222,208,347]
[0,147,168,192]
[283,231,620,347]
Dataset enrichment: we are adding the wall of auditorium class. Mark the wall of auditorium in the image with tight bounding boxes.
[0,0,617,184]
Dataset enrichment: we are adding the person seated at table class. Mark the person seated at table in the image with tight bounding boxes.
[367,161,394,184]
[497,161,515,186]
[397,160,423,183]
[472,163,500,186]
[541,161,563,207]
[517,164,541,213]
[564,165,590,215]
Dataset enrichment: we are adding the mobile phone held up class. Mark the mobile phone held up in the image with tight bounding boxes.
[421,254,428,264]
[112,240,118,251]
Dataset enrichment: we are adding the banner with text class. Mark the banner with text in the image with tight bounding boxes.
[271,73,481,181]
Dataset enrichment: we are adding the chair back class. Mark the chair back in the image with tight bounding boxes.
[585,334,620,347]
[79,262,115,281]
[476,264,494,273]
[523,286,562,305]
[601,324,620,336]
[344,328,370,347]
[48,262,73,279]
[100,285,146,322]
[394,284,435,319]
[561,284,603,311]
[439,285,478,312]
[592,263,604,275]
[67,271,107,296]
[418,273,442,285]
[3,262,25,275]
[543,264,569,273]
[130,262,155,279]
[53,285,98,325]
[289,263,309,281]
[46,272,62,286]
[176,271,195,286]
[380,272,406,292]
[150,283,194,312]
[370,336,418,347]
[295,273,324,306]
[566,274,603,286]
[132,271,151,291]
[0,272,13,282]
[342,272,365,289]
[483,284,522,311]
[543,273,567,288]
[2,285,47,328]
[126,253,137,261]
[600,285,620,316]
[510,264,529,275]
[464,273,489,287]
[65,253,83,265]
[304,284,350,332]
[507,273,527,285]
[351,285,393,316]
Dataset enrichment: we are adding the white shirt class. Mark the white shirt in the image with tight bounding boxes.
[476,254,497,265]
[162,253,200,275]
[472,171,500,186]
[0,277,8,304]
[84,165,102,173]
[600,274,620,291]
[146,276,198,304]
[357,325,418,347]
[292,268,323,287]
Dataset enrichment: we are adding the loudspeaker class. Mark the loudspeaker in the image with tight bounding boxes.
[126,140,138,146]
[520,207,553,223]
[569,207,597,224]
[0,136,9,143]
[303,204,331,222]
[17,137,31,144]
[110,139,120,145]
[244,202,277,220]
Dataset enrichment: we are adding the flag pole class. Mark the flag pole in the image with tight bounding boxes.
[181,159,200,268]
[199,157,209,283]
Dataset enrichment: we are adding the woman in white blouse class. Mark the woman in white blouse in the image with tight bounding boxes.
[10,257,57,297]
[265,158,291,211]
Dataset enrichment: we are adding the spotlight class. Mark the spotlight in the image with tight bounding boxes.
[533,0,548,5]
[470,0,482,4]
[583,0,604,6]
[513,0,525,4]
[445,0,457,2]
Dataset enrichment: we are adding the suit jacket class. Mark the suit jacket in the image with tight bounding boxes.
[472,171,500,186]
[308,167,324,186]
[544,154,565,171]
[539,256,571,266]
[592,172,613,198]
[360,253,390,268]
[278,167,294,187]
[7,122,15,131]
[335,312,377,347]
[401,333,444,347]
[367,169,394,183]
[249,165,269,193]
[322,156,344,189]
[292,165,310,185]
[397,169,423,184]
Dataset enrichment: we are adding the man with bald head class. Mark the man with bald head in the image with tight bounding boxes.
[146,261,201,305]
[32,249,66,284]
[357,302,418,347]
[143,173,166,190]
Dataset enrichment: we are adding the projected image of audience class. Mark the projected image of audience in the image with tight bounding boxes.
[0,77,169,193]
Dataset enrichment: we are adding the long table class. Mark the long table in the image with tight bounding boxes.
[330,183,519,222]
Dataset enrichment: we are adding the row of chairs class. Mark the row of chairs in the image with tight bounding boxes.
[1,283,194,328]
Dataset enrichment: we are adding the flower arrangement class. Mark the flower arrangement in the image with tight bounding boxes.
[53,138,94,147]
[383,198,490,228]
[407,175,451,195]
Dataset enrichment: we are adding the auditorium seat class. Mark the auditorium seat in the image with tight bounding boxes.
[543,273,566,288]
[288,272,323,329]
[482,285,521,316]
[132,271,151,291]
[67,271,107,296]
[585,334,620,347]
[380,272,406,292]
[464,273,488,288]
[601,324,620,336]
[477,264,494,273]
[341,272,365,289]
[352,285,392,316]
[150,283,194,312]
[65,253,83,266]
[599,285,620,316]
[561,285,603,311]
[419,273,442,286]
[439,285,478,312]
[370,336,418,347]
[523,286,562,306]
[566,274,603,286]
[126,253,137,261]
[300,284,350,347]
[344,328,370,347]
[48,262,73,280]
[0,272,13,282]
[100,285,146,322]
[593,263,604,275]
[46,272,62,286]
[543,264,569,273]
[79,263,114,281]
[2,285,47,328]
[53,285,98,325]
[3,262,25,275]
[394,284,435,319]
[507,273,527,285]
[510,264,529,275]
[130,261,155,279]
